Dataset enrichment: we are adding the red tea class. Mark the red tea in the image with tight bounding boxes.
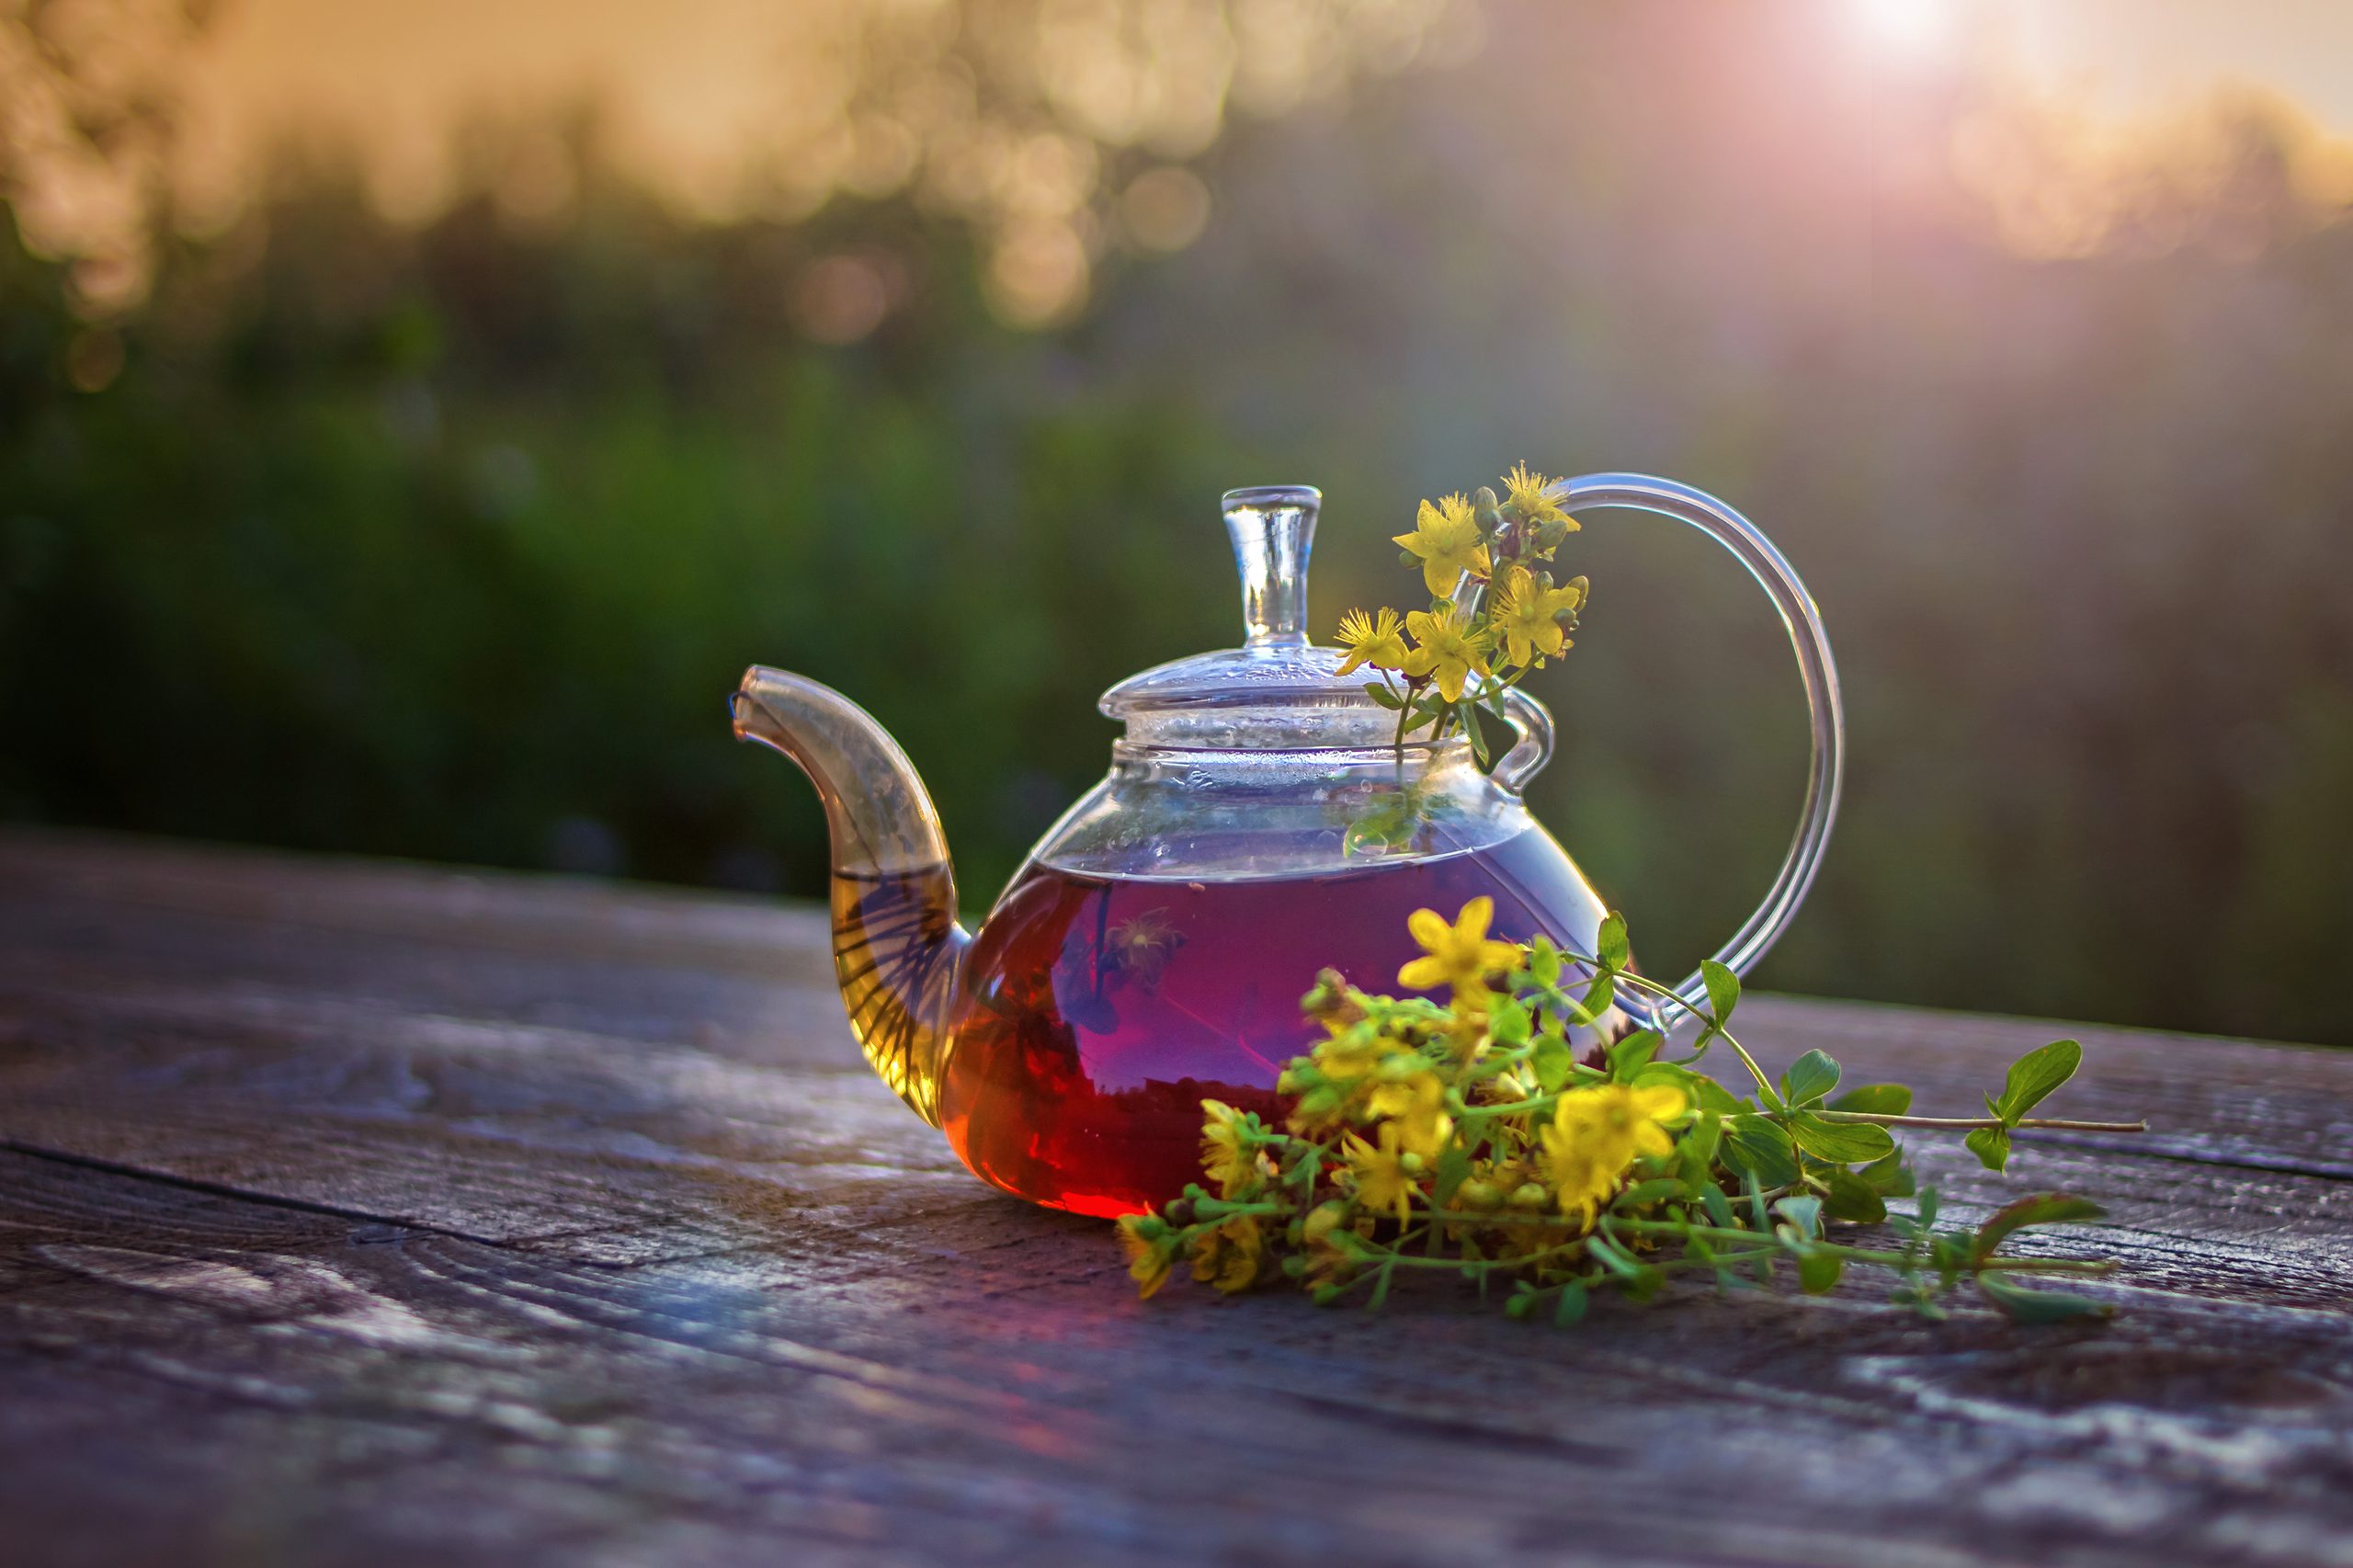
[930,828,1612,1218]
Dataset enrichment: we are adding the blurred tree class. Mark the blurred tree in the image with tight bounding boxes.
[3,0,2351,1048]
[0,0,209,316]
[710,0,1480,326]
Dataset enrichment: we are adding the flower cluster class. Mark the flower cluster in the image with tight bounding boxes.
[1118,900,2142,1324]
[1335,464,1590,760]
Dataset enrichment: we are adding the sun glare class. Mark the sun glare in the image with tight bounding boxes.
[1852,0,1952,56]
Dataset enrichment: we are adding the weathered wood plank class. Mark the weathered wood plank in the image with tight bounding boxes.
[3,897,2347,1300]
[6,1146,2352,1568]
[3,830,2351,1568]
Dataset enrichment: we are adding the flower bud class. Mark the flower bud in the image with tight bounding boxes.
[1300,969,1364,1024]
[1472,485,1505,533]
[1508,1182,1550,1210]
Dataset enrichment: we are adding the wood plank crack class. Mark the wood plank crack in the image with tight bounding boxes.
[0,1138,624,1255]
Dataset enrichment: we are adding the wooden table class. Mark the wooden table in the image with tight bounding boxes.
[3,830,2349,1568]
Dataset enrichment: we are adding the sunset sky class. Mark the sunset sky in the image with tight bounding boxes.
[171,0,2353,227]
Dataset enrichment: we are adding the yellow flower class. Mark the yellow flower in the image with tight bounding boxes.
[1189,1216,1266,1294]
[1397,896,1520,1004]
[1540,1082,1688,1222]
[1399,608,1493,703]
[1199,1099,1256,1197]
[1540,1132,1619,1226]
[1489,565,1586,668]
[1392,493,1491,596]
[1503,462,1578,531]
[1334,608,1410,676]
[1554,1080,1688,1167]
[1343,1122,1420,1223]
[1366,1067,1452,1158]
[1117,1214,1174,1298]
[1312,1021,1388,1083]
[1301,1201,1358,1286]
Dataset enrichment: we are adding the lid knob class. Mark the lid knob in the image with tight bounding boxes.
[1222,484,1320,648]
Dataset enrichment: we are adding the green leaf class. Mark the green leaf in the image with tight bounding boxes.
[1976,1271,2112,1324]
[1798,1252,1845,1295]
[1528,937,1563,989]
[1487,994,1531,1046]
[1586,1233,1643,1277]
[1699,960,1740,1024]
[1822,1167,1888,1224]
[1964,1124,2012,1173]
[1614,1177,1686,1210]
[1972,1192,2106,1259]
[1573,972,1616,1024]
[1552,1279,1589,1327]
[1786,1112,1897,1165]
[1722,1117,1801,1188]
[1363,682,1404,710]
[1700,1185,1738,1231]
[1530,1033,1575,1094]
[1773,1196,1824,1239]
[1463,706,1492,766]
[1859,1145,1915,1197]
[1596,913,1630,971]
[1606,1029,1662,1079]
[1993,1040,2082,1123]
[1828,1083,1914,1117]
[1433,1142,1473,1210]
[1677,1111,1723,1183]
[1685,1074,1749,1116]
[1587,1236,1665,1298]
[1781,1049,1842,1107]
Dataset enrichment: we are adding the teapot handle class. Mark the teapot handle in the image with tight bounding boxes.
[1524,472,1846,1031]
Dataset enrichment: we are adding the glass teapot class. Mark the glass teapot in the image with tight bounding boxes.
[732,474,1842,1218]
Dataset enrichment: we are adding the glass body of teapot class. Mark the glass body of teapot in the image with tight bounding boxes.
[733,480,1841,1217]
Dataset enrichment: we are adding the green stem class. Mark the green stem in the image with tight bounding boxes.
[1542,945,1779,1100]
[1365,1240,1588,1274]
[1544,949,2145,1137]
[1456,1094,1559,1121]
[1813,1110,2149,1133]
[1608,1218,2115,1276]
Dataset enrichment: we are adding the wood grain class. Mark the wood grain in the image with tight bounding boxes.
[3,827,2350,1568]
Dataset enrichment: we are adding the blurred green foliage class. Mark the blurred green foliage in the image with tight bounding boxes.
[6,10,2351,1046]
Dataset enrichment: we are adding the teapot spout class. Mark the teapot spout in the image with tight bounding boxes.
[731,667,969,1126]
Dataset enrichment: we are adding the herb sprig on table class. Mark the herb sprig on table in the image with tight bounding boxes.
[1118,901,2148,1324]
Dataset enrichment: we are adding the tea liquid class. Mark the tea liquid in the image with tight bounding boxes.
[935,827,1613,1218]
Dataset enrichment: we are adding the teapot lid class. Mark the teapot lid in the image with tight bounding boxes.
[1099,486,1404,748]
